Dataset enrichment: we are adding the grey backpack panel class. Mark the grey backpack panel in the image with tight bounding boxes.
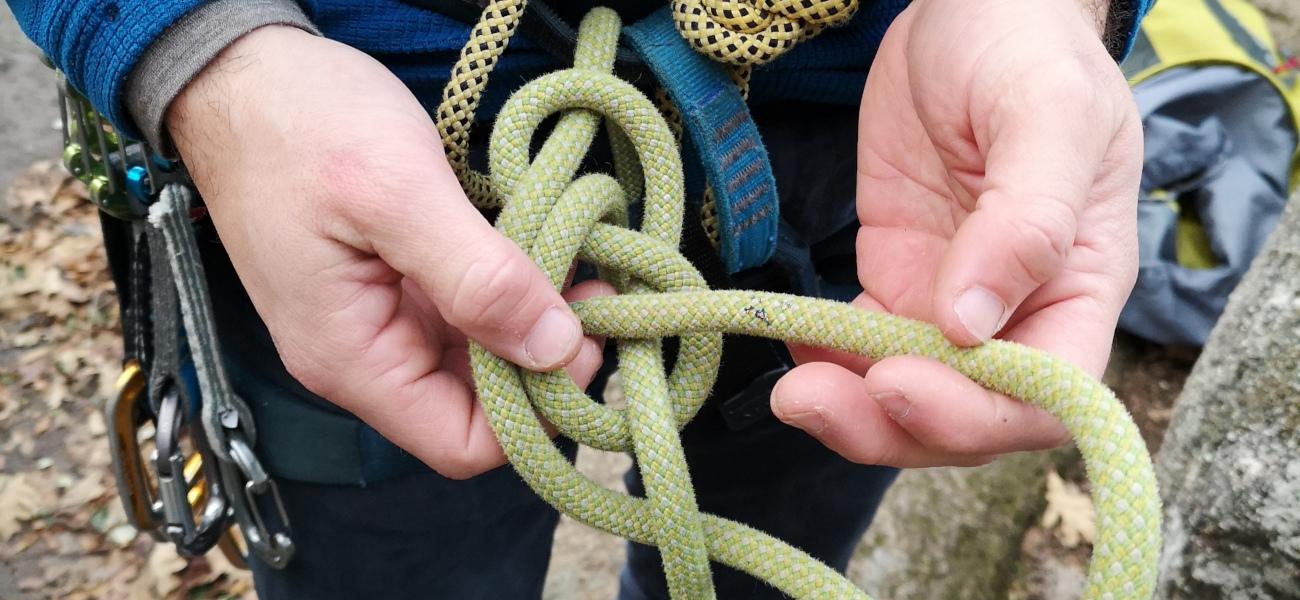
[1120,65,1295,345]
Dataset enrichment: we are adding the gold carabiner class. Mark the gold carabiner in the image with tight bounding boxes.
[107,360,165,537]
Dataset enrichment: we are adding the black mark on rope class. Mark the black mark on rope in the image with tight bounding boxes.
[744,305,772,325]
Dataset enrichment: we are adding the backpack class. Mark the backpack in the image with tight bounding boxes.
[1119,0,1300,346]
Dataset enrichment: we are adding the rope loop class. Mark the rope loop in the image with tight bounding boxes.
[441,5,1161,600]
[671,0,860,66]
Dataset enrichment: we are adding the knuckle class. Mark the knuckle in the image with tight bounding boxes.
[1014,66,1097,110]
[1006,200,1076,284]
[446,247,539,330]
[1049,69,1097,104]
[315,146,387,211]
[314,146,435,233]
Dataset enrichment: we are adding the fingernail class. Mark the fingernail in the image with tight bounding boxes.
[871,392,912,422]
[524,307,580,369]
[780,409,828,434]
[953,286,1008,342]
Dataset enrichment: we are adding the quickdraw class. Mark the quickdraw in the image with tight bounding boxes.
[57,79,295,569]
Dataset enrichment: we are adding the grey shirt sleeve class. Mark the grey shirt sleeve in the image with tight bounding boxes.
[124,0,320,155]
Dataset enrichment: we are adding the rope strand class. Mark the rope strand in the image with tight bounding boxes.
[439,6,1161,599]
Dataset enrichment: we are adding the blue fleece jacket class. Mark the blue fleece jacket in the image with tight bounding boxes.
[9,0,1152,140]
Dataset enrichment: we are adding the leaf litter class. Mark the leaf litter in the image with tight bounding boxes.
[1,161,252,599]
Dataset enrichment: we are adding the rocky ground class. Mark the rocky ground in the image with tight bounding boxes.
[1,3,1298,599]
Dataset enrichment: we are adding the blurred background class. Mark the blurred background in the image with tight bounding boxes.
[1,2,1298,599]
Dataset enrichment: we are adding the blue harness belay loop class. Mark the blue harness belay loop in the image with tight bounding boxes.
[624,7,781,274]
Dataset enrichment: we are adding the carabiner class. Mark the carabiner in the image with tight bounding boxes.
[219,432,295,569]
[154,385,230,557]
[106,361,166,539]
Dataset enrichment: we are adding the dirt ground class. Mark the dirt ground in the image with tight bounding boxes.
[0,4,58,202]
[1,3,1298,600]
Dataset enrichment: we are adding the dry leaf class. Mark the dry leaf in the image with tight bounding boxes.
[1041,468,1096,548]
[13,532,41,553]
[46,375,69,409]
[0,473,44,539]
[202,545,255,592]
[59,473,107,511]
[145,544,188,598]
[105,525,137,548]
[87,412,107,437]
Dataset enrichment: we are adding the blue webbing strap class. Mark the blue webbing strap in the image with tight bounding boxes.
[624,7,780,274]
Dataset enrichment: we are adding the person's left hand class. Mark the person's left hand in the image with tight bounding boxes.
[770,0,1142,467]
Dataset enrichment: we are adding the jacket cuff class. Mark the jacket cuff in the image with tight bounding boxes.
[124,0,319,155]
[1104,0,1154,61]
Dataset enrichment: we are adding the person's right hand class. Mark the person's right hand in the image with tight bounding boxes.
[168,25,608,479]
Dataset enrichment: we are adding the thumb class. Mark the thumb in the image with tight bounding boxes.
[358,166,583,372]
[933,79,1112,345]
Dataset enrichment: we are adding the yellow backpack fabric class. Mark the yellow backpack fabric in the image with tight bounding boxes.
[1123,0,1300,187]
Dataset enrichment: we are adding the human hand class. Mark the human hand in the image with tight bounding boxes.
[168,26,608,479]
[771,0,1141,467]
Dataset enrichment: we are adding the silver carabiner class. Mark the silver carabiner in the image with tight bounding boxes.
[153,385,230,557]
[220,432,295,569]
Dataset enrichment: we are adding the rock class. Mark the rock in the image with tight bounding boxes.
[850,450,1074,599]
[1256,0,1300,52]
[1155,193,1300,598]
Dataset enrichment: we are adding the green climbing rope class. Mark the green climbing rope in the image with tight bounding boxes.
[462,8,1161,599]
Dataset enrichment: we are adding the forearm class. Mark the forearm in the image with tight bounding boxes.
[5,0,314,147]
[7,0,193,138]
[125,0,317,154]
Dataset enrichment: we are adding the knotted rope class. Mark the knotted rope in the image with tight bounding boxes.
[439,5,1161,599]
[670,0,858,66]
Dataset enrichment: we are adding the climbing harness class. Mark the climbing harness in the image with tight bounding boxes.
[57,80,294,569]
[436,4,1162,599]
